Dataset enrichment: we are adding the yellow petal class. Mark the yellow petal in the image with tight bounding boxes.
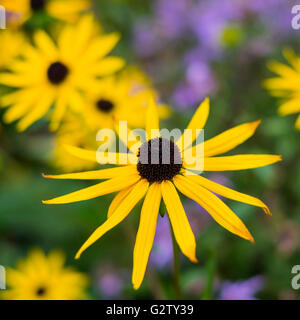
[92,57,125,76]
[64,145,138,165]
[42,173,140,204]
[63,145,98,162]
[114,119,142,155]
[42,165,137,180]
[176,97,209,151]
[185,173,271,215]
[278,99,300,116]
[132,183,161,290]
[146,96,160,140]
[161,180,198,263]
[202,120,261,157]
[34,30,58,60]
[81,33,121,63]
[107,186,134,218]
[49,91,68,131]
[200,154,282,171]
[75,179,149,259]
[17,92,54,131]
[173,175,254,242]
[267,60,299,78]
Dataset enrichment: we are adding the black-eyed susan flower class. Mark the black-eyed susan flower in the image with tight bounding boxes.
[0,0,90,25]
[2,249,88,300]
[264,48,300,130]
[82,67,170,131]
[0,30,25,70]
[42,97,281,289]
[0,15,124,131]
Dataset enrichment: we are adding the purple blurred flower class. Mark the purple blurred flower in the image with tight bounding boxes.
[189,0,243,57]
[219,276,265,300]
[173,59,217,109]
[209,173,232,189]
[154,0,192,40]
[241,0,292,36]
[133,21,160,57]
[149,216,173,270]
[96,266,128,299]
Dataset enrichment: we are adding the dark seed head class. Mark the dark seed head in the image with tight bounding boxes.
[47,62,69,85]
[30,0,46,11]
[96,99,114,113]
[36,287,47,296]
[137,137,182,183]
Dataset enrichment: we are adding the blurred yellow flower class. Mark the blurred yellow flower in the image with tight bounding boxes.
[53,113,98,172]
[264,48,300,130]
[0,0,90,25]
[0,30,25,70]
[83,67,170,130]
[0,15,125,131]
[43,97,281,290]
[2,249,88,300]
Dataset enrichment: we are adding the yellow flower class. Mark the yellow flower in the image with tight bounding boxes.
[53,113,98,172]
[0,30,25,70]
[2,249,88,300]
[0,15,124,131]
[42,98,281,290]
[264,48,300,130]
[0,0,90,25]
[82,67,170,130]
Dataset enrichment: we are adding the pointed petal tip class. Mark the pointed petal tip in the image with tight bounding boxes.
[191,256,198,263]
[248,234,255,244]
[263,206,272,216]
[41,173,52,179]
[132,281,141,291]
[74,253,81,260]
[253,119,261,127]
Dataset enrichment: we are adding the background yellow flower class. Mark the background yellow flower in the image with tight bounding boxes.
[0,30,25,70]
[1,0,91,25]
[2,249,88,300]
[0,15,124,131]
[264,48,300,130]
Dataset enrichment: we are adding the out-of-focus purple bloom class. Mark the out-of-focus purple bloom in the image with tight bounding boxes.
[219,276,265,300]
[189,1,243,57]
[154,0,192,40]
[149,216,173,270]
[173,60,217,109]
[133,21,161,57]
[209,173,232,189]
[96,266,128,299]
[241,0,292,36]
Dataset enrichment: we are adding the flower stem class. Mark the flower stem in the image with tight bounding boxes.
[170,225,182,300]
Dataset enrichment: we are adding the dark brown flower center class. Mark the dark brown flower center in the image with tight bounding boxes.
[30,0,46,11]
[137,137,182,183]
[47,61,69,85]
[36,286,47,296]
[96,99,114,113]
